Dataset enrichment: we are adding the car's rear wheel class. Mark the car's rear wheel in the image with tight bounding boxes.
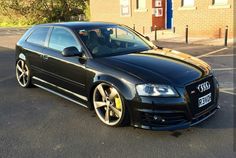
[93,83,126,126]
[16,59,31,88]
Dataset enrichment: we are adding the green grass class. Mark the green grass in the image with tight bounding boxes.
[0,22,29,27]
[0,16,35,27]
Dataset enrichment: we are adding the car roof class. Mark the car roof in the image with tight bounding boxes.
[35,22,119,29]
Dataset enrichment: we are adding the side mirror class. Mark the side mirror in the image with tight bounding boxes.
[144,36,150,41]
[62,47,83,57]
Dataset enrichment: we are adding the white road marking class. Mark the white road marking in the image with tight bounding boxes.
[220,88,235,91]
[203,54,235,57]
[0,75,15,82]
[220,90,236,95]
[213,68,236,71]
[196,47,228,58]
[219,87,235,95]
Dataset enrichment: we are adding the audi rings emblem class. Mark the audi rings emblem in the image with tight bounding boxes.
[197,81,211,93]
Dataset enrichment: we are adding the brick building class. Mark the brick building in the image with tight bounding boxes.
[90,0,234,38]
[173,0,234,38]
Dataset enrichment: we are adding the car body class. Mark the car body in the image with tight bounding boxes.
[15,22,220,130]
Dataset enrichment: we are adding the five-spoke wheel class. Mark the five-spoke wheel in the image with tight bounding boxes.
[93,83,125,126]
[16,59,31,88]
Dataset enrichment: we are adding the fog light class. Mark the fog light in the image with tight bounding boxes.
[153,115,165,122]
[153,115,158,120]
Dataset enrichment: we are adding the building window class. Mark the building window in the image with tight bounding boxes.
[213,0,228,5]
[182,0,195,7]
[136,0,146,10]
[120,0,131,16]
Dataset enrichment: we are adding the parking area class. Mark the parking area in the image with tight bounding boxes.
[0,31,235,158]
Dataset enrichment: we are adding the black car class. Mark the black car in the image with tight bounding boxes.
[15,22,219,130]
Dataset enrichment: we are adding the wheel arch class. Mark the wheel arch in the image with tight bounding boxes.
[15,52,27,65]
[18,53,26,61]
[87,74,136,110]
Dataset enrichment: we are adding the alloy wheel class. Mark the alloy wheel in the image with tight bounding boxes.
[16,60,30,87]
[93,83,124,126]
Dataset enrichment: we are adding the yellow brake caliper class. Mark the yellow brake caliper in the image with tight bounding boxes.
[115,97,122,109]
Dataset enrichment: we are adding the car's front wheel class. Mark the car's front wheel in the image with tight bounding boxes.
[16,59,31,88]
[93,83,127,126]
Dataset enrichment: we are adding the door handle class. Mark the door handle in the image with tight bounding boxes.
[41,54,48,60]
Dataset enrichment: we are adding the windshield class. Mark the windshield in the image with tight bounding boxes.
[76,25,154,58]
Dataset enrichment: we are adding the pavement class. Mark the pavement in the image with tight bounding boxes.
[0,29,235,158]
[147,30,235,46]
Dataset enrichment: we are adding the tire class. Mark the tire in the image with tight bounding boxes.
[93,83,129,127]
[16,59,32,88]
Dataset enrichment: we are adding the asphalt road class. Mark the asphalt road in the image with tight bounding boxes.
[0,36,235,158]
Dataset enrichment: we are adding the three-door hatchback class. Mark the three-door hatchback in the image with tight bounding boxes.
[15,22,220,130]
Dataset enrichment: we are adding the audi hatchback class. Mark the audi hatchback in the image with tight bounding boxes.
[15,22,219,130]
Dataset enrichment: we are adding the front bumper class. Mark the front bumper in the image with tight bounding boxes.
[131,102,219,131]
[129,76,220,131]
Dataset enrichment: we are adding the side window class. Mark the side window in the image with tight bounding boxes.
[49,28,81,52]
[27,27,49,46]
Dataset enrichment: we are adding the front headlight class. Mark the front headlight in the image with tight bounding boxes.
[136,84,179,97]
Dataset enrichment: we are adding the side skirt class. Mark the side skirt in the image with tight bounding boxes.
[32,76,88,108]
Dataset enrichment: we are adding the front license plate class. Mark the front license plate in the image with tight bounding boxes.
[198,93,212,108]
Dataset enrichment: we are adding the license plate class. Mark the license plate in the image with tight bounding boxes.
[198,93,212,108]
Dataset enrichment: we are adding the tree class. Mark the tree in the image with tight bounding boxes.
[0,0,89,24]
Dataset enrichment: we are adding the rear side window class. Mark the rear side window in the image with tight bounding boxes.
[27,27,50,46]
[49,27,81,52]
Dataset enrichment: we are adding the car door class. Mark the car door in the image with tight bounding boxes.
[41,27,87,102]
[23,27,50,78]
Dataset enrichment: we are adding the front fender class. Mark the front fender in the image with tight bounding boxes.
[86,74,136,109]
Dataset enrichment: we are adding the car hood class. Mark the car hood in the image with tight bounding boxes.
[97,48,211,86]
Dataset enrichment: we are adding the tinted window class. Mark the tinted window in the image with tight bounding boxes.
[77,26,152,58]
[49,28,80,51]
[27,27,49,46]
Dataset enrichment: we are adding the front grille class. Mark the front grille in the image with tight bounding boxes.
[141,112,187,127]
[185,75,216,116]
